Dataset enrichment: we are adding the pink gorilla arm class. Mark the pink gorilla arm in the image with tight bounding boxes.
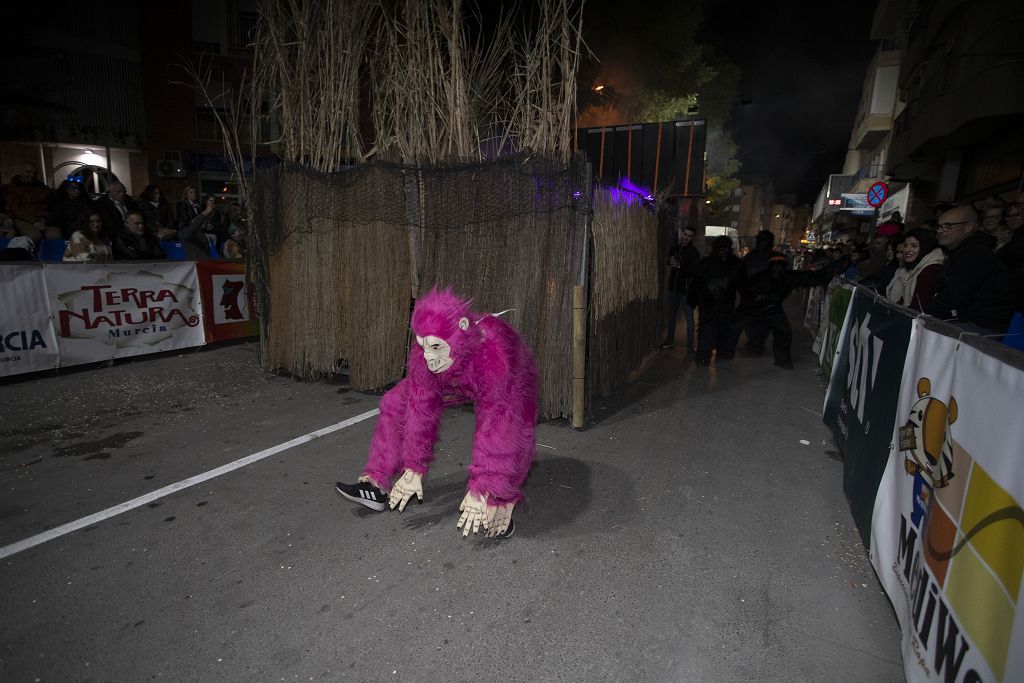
[361,289,538,504]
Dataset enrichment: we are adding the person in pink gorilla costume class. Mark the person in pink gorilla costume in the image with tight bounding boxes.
[336,288,538,538]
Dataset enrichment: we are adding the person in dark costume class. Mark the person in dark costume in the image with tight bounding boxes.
[660,225,701,350]
[731,252,831,367]
[687,235,746,365]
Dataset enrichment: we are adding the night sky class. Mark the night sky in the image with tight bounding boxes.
[700,1,878,203]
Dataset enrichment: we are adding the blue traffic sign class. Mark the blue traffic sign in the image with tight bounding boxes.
[867,182,889,207]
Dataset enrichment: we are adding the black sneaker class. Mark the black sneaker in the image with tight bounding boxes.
[335,480,387,511]
[500,518,515,538]
[489,517,515,539]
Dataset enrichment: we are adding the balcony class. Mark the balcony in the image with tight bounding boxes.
[888,2,1024,173]
[850,48,901,151]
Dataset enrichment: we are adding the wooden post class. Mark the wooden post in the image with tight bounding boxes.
[572,284,585,428]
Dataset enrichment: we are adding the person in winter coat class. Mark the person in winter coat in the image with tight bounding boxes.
[45,178,93,238]
[743,230,776,278]
[94,181,138,235]
[113,211,165,260]
[730,251,831,367]
[660,225,701,350]
[842,243,866,280]
[998,198,1024,313]
[176,186,201,229]
[178,196,219,260]
[924,205,1014,335]
[861,234,905,294]
[887,228,944,311]
[998,198,1023,271]
[687,235,746,365]
[857,222,900,280]
[139,185,177,240]
[4,163,50,240]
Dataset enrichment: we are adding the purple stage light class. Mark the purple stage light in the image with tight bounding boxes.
[605,177,654,206]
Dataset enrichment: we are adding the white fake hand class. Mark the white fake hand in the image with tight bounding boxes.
[484,501,515,537]
[388,469,423,511]
[457,491,489,537]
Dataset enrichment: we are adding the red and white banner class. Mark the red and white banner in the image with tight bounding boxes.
[196,261,258,343]
[871,321,1024,682]
[44,262,205,367]
[0,265,60,377]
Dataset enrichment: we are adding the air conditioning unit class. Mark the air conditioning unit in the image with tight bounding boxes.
[157,151,188,179]
[157,160,187,178]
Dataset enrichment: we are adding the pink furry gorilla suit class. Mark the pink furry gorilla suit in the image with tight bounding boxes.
[362,289,538,508]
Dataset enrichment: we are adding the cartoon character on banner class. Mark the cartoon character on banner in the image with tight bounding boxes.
[336,288,538,538]
[898,377,957,525]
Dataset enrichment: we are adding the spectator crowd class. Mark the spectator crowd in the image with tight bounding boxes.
[0,162,247,263]
[796,196,1023,338]
[662,194,1023,367]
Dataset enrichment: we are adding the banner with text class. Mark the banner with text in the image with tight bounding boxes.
[196,261,258,343]
[871,324,1024,682]
[0,265,60,377]
[823,287,913,548]
[44,262,205,367]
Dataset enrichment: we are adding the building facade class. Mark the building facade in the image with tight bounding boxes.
[883,0,1023,205]
[0,0,265,205]
[0,0,148,194]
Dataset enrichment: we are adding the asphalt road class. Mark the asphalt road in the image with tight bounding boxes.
[0,317,904,681]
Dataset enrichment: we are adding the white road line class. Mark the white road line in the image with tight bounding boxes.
[0,408,380,561]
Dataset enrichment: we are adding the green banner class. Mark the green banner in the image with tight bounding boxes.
[818,284,853,381]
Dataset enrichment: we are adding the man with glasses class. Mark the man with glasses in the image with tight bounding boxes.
[923,205,1014,335]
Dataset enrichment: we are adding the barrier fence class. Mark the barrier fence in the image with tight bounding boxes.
[821,281,1024,683]
[0,261,256,378]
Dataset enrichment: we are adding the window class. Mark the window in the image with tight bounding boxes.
[229,11,259,49]
[199,173,239,202]
[196,106,228,141]
[191,0,226,54]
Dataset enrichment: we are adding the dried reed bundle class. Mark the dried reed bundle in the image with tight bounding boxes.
[586,186,662,403]
[241,1,594,408]
[258,0,375,169]
[498,0,587,162]
[415,156,588,417]
[589,189,660,319]
[263,165,411,388]
[368,0,512,164]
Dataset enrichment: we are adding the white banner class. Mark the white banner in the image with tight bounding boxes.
[871,321,1024,682]
[811,286,830,356]
[44,262,205,367]
[0,265,60,377]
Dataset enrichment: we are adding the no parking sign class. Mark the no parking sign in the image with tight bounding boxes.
[867,182,889,207]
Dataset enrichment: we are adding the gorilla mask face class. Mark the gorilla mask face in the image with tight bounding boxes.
[417,334,454,373]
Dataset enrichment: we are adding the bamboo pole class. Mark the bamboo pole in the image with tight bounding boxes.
[572,284,586,428]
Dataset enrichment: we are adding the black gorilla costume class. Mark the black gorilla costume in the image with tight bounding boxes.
[730,252,831,366]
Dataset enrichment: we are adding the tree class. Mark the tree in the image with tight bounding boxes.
[577,0,742,210]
